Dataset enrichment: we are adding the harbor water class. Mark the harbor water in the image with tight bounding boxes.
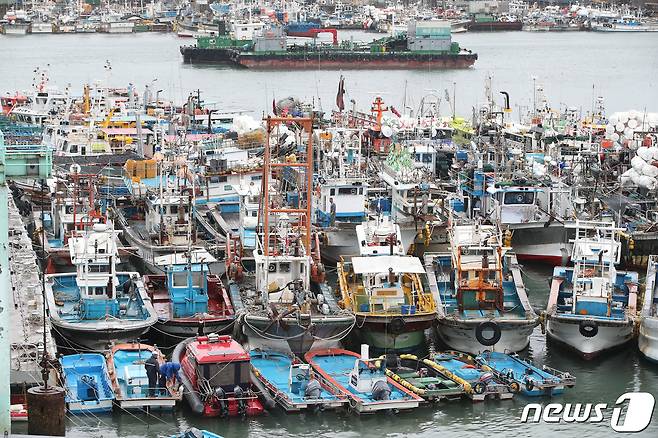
[2,31,658,437]
[1,31,657,116]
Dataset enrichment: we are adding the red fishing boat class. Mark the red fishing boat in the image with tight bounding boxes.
[173,334,264,417]
[1,92,28,114]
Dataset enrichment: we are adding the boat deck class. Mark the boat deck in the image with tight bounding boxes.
[112,349,178,407]
[50,273,151,323]
[250,351,344,408]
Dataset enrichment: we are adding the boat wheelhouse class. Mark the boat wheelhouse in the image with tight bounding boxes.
[337,255,437,352]
[173,334,264,417]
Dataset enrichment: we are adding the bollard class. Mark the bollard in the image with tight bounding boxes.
[27,386,66,436]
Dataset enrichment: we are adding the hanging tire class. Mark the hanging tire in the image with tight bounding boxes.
[475,321,502,346]
[390,317,406,335]
[509,382,521,393]
[525,378,535,392]
[579,320,598,338]
[473,382,486,395]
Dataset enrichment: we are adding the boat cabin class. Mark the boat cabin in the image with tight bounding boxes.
[183,335,251,392]
[356,216,404,256]
[451,224,506,313]
[339,255,433,315]
[145,194,194,245]
[316,180,368,226]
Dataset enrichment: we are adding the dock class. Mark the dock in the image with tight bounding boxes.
[8,196,57,389]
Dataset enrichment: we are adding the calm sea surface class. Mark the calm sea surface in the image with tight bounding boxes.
[2,31,658,438]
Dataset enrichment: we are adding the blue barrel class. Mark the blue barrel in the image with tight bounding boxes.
[456,150,468,161]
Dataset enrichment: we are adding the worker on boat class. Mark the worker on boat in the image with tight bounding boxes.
[159,361,182,389]
[145,352,160,397]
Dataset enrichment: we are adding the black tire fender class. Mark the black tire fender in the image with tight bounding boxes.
[390,317,406,335]
[475,321,502,346]
[579,320,598,338]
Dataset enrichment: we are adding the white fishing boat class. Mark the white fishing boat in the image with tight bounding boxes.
[45,221,157,350]
[591,16,658,32]
[314,126,369,264]
[639,255,658,362]
[545,221,639,359]
[426,221,539,354]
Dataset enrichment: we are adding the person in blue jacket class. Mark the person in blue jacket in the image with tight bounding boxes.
[158,362,182,389]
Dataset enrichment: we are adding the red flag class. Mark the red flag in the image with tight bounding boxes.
[336,76,345,112]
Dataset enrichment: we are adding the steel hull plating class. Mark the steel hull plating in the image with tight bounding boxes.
[547,316,635,359]
[240,313,355,356]
[235,54,477,70]
[434,319,538,354]
[350,315,434,352]
[639,317,658,362]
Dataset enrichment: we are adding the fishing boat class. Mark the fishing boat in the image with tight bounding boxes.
[305,348,422,413]
[337,254,437,352]
[379,354,465,401]
[314,126,369,264]
[228,116,355,356]
[60,354,115,413]
[639,255,658,362]
[171,429,224,438]
[430,351,515,401]
[106,342,182,410]
[143,253,239,344]
[114,166,212,273]
[426,222,539,354]
[249,350,347,412]
[475,351,575,396]
[45,221,157,350]
[173,334,264,417]
[545,221,639,359]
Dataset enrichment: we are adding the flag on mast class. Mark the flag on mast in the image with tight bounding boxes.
[336,75,346,111]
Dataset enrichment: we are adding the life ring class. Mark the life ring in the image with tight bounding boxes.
[473,382,486,395]
[475,321,502,346]
[389,317,406,335]
[579,320,598,338]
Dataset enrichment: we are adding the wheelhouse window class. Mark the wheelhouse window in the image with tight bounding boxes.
[503,192,535,205]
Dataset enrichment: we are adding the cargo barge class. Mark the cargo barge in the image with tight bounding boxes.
[181,20,477,70]
[466,14,523,31]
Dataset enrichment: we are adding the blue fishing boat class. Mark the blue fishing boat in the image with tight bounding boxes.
[475,351,576,396]
[249,350,347,412]
[107,343,182,410]
[45,222,158,350]
[305,348,422,413]
[143,253,238,344]
[60,354,115,413]
[171,429,223,438]
[429,351,515,401]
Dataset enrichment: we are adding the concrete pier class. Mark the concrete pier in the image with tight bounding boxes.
[8,195,58,404]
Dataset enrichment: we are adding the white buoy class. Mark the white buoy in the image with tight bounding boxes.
[615,122,625,132]
[611,132,620,142]
[628,119,638,129]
